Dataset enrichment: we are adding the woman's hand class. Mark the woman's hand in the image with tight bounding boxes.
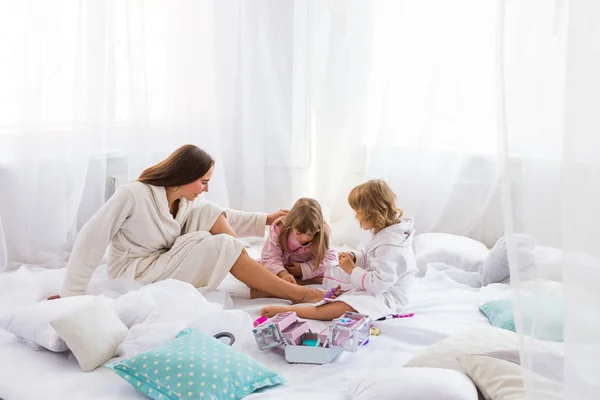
[266,209,289,225]
[277,270,297,284]
[285,262,302,278]
[338,253,356,275]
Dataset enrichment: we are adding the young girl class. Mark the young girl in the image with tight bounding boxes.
[260,198,338,286]
[260,180,417,321]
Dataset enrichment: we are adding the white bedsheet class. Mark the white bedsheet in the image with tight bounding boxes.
[0,244,499,400]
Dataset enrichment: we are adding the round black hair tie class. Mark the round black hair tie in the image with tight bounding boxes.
[213,332,235,346]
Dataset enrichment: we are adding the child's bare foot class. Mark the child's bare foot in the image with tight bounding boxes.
[250,288,274,299]
[260,305,294,318]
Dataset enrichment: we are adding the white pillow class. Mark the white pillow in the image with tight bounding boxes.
[350,367,479,400]
[0,295,100,352]
[460,354,563,400]
[482,234,536,286]
[0,283,167,353]
[414,233,489,277]
[51,297,129,372]
[529,246,563,282]
[403,326,518,373]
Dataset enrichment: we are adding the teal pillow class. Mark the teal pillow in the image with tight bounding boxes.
[479,297,564,341]
[105,328,284,399]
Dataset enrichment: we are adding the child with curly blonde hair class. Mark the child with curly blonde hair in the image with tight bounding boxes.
[260,179,417,320]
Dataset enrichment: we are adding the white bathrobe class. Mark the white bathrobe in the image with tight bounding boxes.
[322,218,417,319]
[60,182,267,297]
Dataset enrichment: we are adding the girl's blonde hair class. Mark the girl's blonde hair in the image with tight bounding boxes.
[348,179,403,231]
[276,198,330,271]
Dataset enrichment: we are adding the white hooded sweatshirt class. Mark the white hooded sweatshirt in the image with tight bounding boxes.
[323,218,417,318]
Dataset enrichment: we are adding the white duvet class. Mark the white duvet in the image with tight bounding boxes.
[0,245,499,400]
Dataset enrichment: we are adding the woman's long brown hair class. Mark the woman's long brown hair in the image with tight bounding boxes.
[276,198,330,271]
[138,144,214,187]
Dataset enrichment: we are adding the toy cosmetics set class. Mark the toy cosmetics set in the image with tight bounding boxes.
[252,311,371,364]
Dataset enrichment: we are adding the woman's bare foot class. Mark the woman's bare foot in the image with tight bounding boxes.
[294,287,325,304]
[261,305,294,318]
[249,288,275,299]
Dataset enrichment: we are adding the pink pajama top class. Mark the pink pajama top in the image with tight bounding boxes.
[260,224,338,280]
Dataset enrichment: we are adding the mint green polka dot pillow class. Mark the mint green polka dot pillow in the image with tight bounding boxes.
[479,297,564,341]
[105,328,284,400]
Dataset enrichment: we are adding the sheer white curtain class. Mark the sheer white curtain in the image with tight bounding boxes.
[499,0,600,398]
[304,0,375,248]
[0,0,508,268]
[305,0,503,248]
[365,0,502,246]
[0,0,228,270]
[215,0,376,236]
[214,0,300,213]
[0,215,6,272]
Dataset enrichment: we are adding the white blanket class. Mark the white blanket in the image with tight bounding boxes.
[0,248,499,400]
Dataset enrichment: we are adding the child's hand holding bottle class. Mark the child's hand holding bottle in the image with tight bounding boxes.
[338,252,356,275]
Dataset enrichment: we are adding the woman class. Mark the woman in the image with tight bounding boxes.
[49,144,325,304]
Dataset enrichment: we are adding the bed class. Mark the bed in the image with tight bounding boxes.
[0,241,507,400]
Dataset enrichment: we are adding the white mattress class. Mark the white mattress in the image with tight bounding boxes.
[0,244,502,400]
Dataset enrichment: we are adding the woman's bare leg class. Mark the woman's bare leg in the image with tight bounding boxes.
[210,214,237,237]
[249,288,275,299]
[230,251,324,304]
[260,301,356,321]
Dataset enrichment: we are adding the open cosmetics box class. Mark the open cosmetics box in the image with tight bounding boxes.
[252,311,371,364]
